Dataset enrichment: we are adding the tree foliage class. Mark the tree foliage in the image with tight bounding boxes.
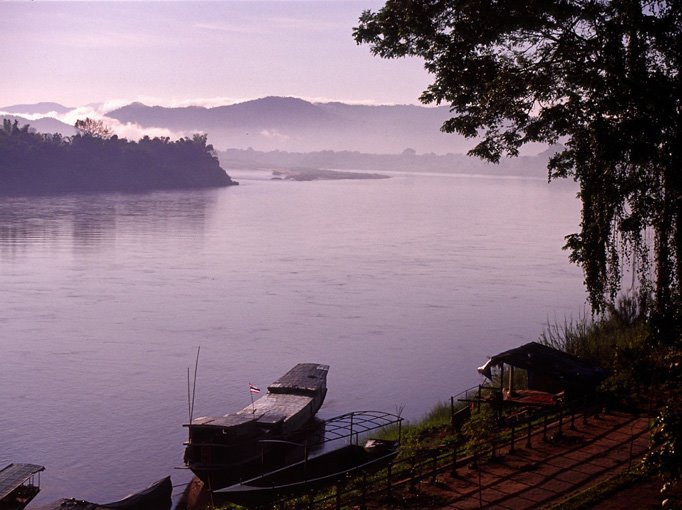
[354,0,681,333]
[0,119,236,194]
[74,117,113,139]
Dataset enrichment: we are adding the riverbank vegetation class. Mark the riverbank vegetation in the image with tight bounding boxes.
[0,119,237,194]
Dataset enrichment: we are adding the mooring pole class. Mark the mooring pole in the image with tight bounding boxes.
[510,421,515,453]
[526,413,532,448]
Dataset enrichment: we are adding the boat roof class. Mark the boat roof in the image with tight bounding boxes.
[267,363,329,395]
[188,413,257,427]
[0,463,44,500]
[188,393,313,428]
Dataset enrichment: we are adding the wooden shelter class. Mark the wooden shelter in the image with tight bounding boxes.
[477,342,608,407]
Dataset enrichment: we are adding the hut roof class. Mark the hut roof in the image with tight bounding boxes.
[477,342,607,386]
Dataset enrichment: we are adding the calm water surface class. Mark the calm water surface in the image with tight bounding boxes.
[1,170,586,505]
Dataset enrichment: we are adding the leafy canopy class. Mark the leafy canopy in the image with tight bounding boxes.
[354,0,681,330]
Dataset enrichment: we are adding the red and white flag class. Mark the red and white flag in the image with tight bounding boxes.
[249,383,261,394]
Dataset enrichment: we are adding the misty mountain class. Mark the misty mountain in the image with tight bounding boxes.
[109,97,338,131]
[1,115,76,137]
[105,96,466,154]
[1,102,73,115]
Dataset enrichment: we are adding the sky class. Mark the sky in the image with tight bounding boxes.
[0,1,432,109]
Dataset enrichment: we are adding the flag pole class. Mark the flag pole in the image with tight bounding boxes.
[249,383,260,414]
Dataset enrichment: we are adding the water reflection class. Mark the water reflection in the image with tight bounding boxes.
[0,190,219,257]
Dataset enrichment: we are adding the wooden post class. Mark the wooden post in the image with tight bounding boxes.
[508,365,514,395]
[431,451,438,483]
[361,472,367,510]
[335,483,342,510]
[478,464,483,509]
[526,412,532,448]
[510,421,515,453]
[451,444,457,476]
[543,413,548,442]
[386,463,392,499]
[350,413,354,444]
[451,395,456,432]
[583,396,589,425]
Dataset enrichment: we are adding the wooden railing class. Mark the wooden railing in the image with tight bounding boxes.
[254,397,604,510]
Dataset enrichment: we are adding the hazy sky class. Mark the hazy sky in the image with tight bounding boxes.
[1,1,432,108]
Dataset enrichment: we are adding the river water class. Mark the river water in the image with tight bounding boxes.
[0,169,586,506]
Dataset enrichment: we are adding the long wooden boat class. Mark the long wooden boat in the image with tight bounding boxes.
[183,363,329,490]
[214,439,398,508]
[42,476,172,510]
[0,463,44,510]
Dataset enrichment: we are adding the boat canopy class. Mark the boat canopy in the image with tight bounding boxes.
[0,463,44,501]
[321,410,403,444]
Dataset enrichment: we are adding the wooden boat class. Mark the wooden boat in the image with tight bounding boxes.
[99,476,172,510]
[183,363,329,489]
[42,476,172,510]
[214,439,399,507]
[0,463,44,510]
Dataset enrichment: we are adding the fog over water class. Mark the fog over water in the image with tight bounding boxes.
[1,170,586,505]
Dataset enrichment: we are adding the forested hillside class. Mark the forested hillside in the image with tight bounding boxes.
[0,119,237,194]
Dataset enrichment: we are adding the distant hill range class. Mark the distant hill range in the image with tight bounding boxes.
[104,97,467,154]
[2,97,554,163]
[1,102,74,115]
[0,114,76,137]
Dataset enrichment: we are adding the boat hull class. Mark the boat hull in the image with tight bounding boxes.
[41,477,172,510]
[215,441,398,508]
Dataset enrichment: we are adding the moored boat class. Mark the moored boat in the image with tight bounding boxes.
[183,363,329,489]
[35,476,172,510]
[0,463,44,510]
[214,439,399,508]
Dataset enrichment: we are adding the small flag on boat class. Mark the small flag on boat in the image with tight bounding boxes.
[249,383,261,394]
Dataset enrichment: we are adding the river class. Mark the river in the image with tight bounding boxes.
[0,169,586,506]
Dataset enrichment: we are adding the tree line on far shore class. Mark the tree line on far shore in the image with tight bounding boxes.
[0,118,237,195]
